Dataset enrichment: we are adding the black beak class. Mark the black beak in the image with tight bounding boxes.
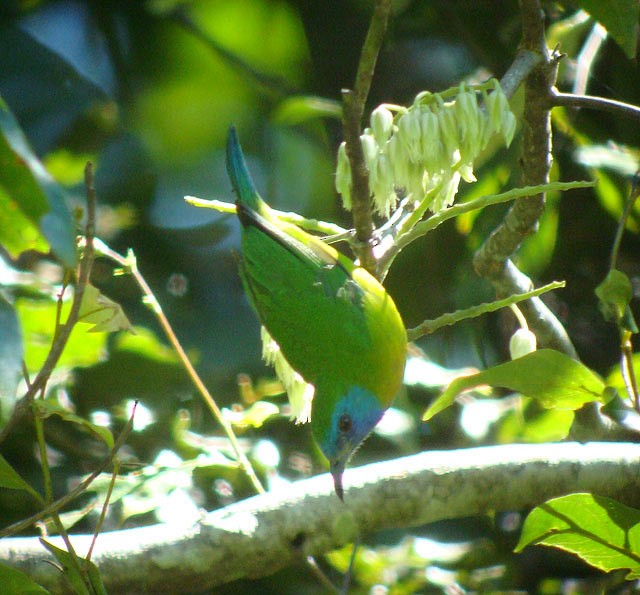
[331,462,345,501]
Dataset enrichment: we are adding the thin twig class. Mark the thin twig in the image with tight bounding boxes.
[552,91,640,123]
[13,164,100,589]
[609,178,640,411]
[0,407,135,539]
[93,242,265,496]
[0,164,97,445]
[380,181,593,275]
[341,0,392,275]
[609,175,640,272]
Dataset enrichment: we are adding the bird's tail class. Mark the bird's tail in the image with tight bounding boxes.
[226,126,265,218]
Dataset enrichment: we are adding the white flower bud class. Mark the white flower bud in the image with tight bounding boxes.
[509,328,537,360]
[456,86,486,164]
[397,110,422,163]
[501,110,517,146]
[387,133,408,186]
[370,105,394,146]
[437,103,460,166]
[419,109,442,169]
[335,141,352,210]
[360,133,379,169]
[406,161,426,202]
[372,154,397,217]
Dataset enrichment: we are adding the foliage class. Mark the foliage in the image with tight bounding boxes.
[0,0,639,593]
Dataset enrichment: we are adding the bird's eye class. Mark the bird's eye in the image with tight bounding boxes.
[338,413,352,434]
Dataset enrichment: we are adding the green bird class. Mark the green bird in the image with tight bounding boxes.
[226,127,407,499]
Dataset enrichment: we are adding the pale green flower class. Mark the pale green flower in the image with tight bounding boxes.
[334,78,517,219]
[509,328,537,360]
[360,133,379,169]
[335,141,352,210]
[370,105,394,146]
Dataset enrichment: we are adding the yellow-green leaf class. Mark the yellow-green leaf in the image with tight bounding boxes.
[424,349,606,421]
[77,284,135,333]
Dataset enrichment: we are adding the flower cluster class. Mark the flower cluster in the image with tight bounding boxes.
[335,79,517,218]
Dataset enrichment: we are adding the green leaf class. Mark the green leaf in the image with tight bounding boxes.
[271,95,342,125]
[607,352,640,394]
[77,284,135,334]
[16,297,108,374]
[498,406,575,443]
[596,269,632,323]
[112,326,180,364]
[34,398,114,449]
[515,493,640,579]
[223,401,280,429]
[591,168,640,234]
[0,453,41,502]
[424,349,606,420]
[571,0,639,59]
[0,97,76,267]
[0,562,50,594]
[0,291,23,428]
[575,144,639,179]
[40,539,106,595]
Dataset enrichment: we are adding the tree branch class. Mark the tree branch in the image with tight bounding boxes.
[551,90,640,123]
[342,0,392,275]
[3,443,640,593]
[0,163,97,446]
[473,0,577,358]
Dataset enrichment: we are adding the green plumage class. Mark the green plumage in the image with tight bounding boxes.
[227,127,407,499]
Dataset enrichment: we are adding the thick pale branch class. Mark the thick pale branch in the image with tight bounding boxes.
[3,443,640,593]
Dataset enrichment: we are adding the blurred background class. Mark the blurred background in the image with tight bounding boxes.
[1,0,639,592]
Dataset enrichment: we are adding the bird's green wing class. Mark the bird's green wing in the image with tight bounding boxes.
[239,207,373,390]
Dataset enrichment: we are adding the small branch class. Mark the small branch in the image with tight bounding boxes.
[380,181,593,275]
[609,176,640,272]
[92,241,265,497]
[406,281,565,341]
[499,49,544,100]
[473,0,577,359]
[341,0,392,275]
[3,443,640,593]
[0,164,97,445]
[551,90,640,124]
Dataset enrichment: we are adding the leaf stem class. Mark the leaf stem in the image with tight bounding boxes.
[406,281,565,341]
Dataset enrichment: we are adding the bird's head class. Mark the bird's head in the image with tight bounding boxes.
[312,385,384,501]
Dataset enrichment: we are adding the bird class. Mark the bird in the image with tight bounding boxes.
[226,126,407,499]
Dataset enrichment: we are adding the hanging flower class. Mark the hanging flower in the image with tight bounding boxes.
[335,78,516,218]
